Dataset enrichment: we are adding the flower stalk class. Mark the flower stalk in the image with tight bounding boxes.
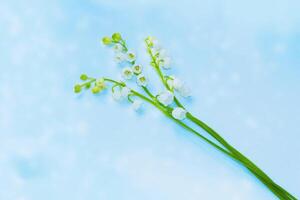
[74,33,297,200]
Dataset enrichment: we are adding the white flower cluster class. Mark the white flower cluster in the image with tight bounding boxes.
[112,86,143,111]
[146,37,171,70]
[102,34,191,119]
[108,39,147,111]
[156,90,188,120]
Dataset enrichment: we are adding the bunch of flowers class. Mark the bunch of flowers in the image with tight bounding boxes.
[74,33,296,200]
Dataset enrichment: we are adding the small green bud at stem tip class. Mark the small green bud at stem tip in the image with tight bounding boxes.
[102,36,112,45]
[92,86,101,94]
[112,33,122,42]
[80,74,88,81]
[74,84,82,93]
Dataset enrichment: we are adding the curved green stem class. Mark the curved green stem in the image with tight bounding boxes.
[101,77,293,199]
[132,89,288,199]
[186,113,297,200]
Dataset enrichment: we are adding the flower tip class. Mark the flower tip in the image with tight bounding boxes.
[112,32,122,42]
[91,86,101,94]
[74,84,82,93]
[102,36,112,45]
[80,74,88,81]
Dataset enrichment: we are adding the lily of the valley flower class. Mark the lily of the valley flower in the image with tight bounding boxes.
[121,87,131,97]
[178,84,191,97]
[132,99,143,111]
[168,77,191,97]
[157,90,174,106]
[113,43,124,52]
[122,67,133,80]
[112,89,122,101]
[114,53,126,63]
[127,51,136,62]
[137,74,147,86]
[172,107,187,120]
[132,65,142,74]
[160,57,171,69]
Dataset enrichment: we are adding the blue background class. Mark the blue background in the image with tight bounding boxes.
[0,0,299,199]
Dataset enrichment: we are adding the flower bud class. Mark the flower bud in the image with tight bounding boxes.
[80,74,88,81]
[102,36,112,45]
[74,84,82,93]
[172,107,187,120]
[91,86,101,94]
[112,33,122,42]
[85,82,91,89]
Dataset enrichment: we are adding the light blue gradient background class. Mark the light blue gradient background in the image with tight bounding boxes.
[0,0,299,199]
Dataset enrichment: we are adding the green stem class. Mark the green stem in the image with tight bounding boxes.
[132,89,287,199]
[186,113,297,200]
[103,77,292,199]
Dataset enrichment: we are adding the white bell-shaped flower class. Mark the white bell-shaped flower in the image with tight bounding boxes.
[121,87,131,97]
[122,67,133,80]
[114,53,126,63]
[172,107,187,120]
[132,65,142,74]
[137,74,147,87]
[112,90,122,101]
[172,77,191,97]
[178,84,191,97]
[160,57,171,69]
[157,91,174,106]
[172,77,184,90]
[113,43,124,52]
[126,51,136,62]
[132,99,143,111]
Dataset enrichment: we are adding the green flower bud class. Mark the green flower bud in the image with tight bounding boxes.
[80,74,88,81]
[91,86,101,94]
[74,84,82,93]
[102,36,112,45]
[96,78,105,86]
[85,82,91,89]
[112,33,122,42]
